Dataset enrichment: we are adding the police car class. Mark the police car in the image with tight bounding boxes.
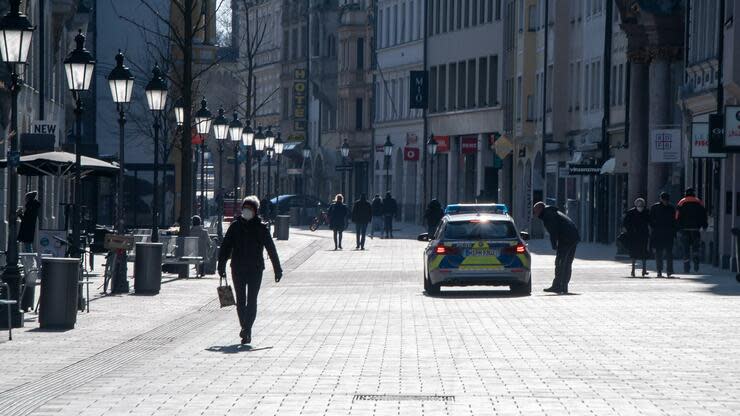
[444,203,509,215]
[419,213,531,295]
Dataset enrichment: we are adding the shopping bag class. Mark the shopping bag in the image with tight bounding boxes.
[217,276,235,307]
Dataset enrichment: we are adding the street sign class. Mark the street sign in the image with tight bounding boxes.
[494,135,513,159]
[649,129,682,163]
[725,106,740,151]
[409,71,428,109]
[691,122,725,158]
[568,164,600,175]
[434,136,450,153]
[403,147,419,161]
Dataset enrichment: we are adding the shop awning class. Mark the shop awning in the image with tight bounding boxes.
[0,151,119,177]
[600,158,616,175]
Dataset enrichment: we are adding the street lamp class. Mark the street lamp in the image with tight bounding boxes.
[241,119,254,195]
[340,139,350,195]
[229,112,243,214]
[254,126,266,197]
[106,50,134,295]
[274,133,284,207]
[426,134,438,198]
[174,97,185,127]
[145,65,168,243]
[194,98,212,218]
[212,107,229,238]
[383,135,393,193]
[0,0,34,329]
[64,29,95,263]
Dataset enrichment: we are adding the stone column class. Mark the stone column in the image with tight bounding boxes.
[627,49,651,204]
[647,47,678,201]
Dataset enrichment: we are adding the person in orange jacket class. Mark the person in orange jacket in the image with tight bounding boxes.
[675,188,708,273]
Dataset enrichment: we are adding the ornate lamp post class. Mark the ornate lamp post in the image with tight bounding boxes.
[426,134,438,198]
[264,126,275,212]
[340,139,350,196]
[241,119,254,195]
[64,29,95,262]
[253,126,266,197]
[194,98,213,218]
[0,0,34,329]
[229,112,243,214]
[106,50,134,294]
[144,65,168,242]
[212,107,229,238]
[383,136,393,193]
[274,133,284,207]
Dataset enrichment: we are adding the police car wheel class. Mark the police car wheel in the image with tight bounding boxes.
[510,279,531,295]
[424,273,440,295]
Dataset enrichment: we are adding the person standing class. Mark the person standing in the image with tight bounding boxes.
[649,192,677,278]
[676,188,708,273]
[382,192,398,239]
[328,194,349,250]
[623,198,651,278]
[424,199,445,237]
[351,194,372,250]
[532,202,580,294]
[218,196,282,345]
[370,194,383,238]
[18,191,40,253]
[189,215,214,276]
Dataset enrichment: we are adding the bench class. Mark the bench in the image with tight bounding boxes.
[161,236,205,278]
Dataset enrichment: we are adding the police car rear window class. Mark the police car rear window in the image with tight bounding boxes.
[443,221,516,240]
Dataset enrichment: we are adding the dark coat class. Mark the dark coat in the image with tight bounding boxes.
[382,197,398,216]
[424,201,445,229]
[371,198,384,217]
[327,202,349,231]
[539,206,580,249]
[218,216,281,275]
[676,196,708,230]
[649,202,676,248]
[623,207,650,259]
[18,194,40,243]
[351,199,373,224]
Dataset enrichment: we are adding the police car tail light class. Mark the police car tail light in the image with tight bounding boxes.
[435,244,456,255]
[515,243,527,254]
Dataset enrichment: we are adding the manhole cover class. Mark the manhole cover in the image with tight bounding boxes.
[353,394,455,402]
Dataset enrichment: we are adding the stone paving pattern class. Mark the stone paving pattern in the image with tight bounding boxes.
[1,226,740,415]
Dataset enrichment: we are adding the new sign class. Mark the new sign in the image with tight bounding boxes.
[649,129,682,163]
[31,121,58,144]
[691,122,725,158]
[409,71,428,109]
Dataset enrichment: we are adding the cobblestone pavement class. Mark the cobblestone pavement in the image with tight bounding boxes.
[2,225,740,415]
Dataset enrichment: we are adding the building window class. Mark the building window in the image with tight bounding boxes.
[458,60,467,109]
[617,63,624,105]
[467,59,476,108]
[472,0,478,26]
[584,63,590,111]
[516,76,522,121]
[436,0,441,34]
[410,1,415,41]
[526,94,534,121]
[496,0,501,20]
[610,65,617,106]
[282,87,290,120]
[378,9,384,47]
[457,0,463,29]
[439,65,447,111]
[386,7,391,46]
[465,0,470,27]
[479,0,486,24]
[291,28,298,59]
[393,4,399,44]
[528,4,537,31]
[356,38,364,69]
[478,57,488,106]
[355,98,363,130]
[430,66,438,113]
[449,63,458,109]
[401,2,407,42]
[489,55,498,105]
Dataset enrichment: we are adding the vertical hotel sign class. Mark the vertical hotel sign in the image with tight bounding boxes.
[293,68,307,132]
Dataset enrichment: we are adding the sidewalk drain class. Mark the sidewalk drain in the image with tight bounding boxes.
[353,394,455,402]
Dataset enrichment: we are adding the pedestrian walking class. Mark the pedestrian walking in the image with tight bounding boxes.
[17,191,40,253]
[623,198,651,278]
[190,215,214,276]
[676,188,708,273]
[370,194,383,238]
[649,192,677,278]
[218,196,282,345]
[328,194,349,250]
[382,192,398,239]
[424,199,445,237]
[533,202,580,294]
[351,193,372,250]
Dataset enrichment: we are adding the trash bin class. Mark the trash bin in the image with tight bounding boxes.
[276,215,290,240]
[39,257,80,329]
[134,243,163,294]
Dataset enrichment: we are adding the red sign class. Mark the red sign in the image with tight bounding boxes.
[191,127,203,145]
[434,136,450,153]
[403,147,419,161]
[461,136,478,154]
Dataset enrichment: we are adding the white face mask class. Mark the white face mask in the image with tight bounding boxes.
[242,208,255,220]
[636,206,644,212]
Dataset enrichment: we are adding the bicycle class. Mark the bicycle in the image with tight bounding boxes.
[309,210,328,232]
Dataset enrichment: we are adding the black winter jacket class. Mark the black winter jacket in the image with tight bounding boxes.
[382,197,398,216]
[18,196,40,243]
[649,202,676,244]
[676,196,708,230]
[218,216,281,275]
[539,206,580,249]
[623,207,650,258]
[371,198,384,217]
[351,199,373,224]
[424,202,445,229]
[327,202,349,231]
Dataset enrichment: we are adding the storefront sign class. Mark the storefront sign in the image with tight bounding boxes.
[461,136,478,154]
[691,122,726,158]
[403,147,419,161]
[568,164,601,175]
[725,106,740,150]
[434,136,450,153]
[293,68,307,132]
[31,120,58,143]
[409,70,428,109]
[649,129,682,163]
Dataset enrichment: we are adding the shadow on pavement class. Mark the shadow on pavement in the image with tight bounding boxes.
[205,345,273,354]
[425,289,530,299]
[28,327,73,333]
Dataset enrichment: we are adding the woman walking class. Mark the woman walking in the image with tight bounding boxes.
[623,198,651,277]
[328,194,349,250]
[218,196,283,345]
[424,199,445,237]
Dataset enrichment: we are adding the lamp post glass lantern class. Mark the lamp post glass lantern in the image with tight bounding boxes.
[241,119,254,195]
[229,112,242,208]
[0,0,34,329]
[174,98,185,126]
[145,65,168,242]
[254,126,265,197]
[340,139,350,195]
[274,134,284,204]
[426,134,437,198]
[383,136,393,192]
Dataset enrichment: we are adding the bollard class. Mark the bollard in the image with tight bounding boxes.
[276,215,290,240]
[134,243,163,294]
[39,257,80,329]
